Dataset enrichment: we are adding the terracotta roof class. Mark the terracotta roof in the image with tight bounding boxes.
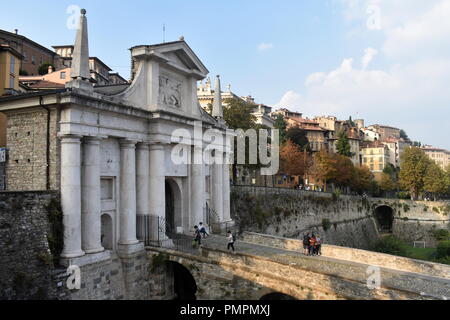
[28,80,65,89]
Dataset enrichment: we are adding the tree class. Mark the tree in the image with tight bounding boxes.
[399,147,431,200]
[38,63,54,75]
[285,127,310,151]
[334,154,354,189]
[352,165,374,194]
[336,130,353,157]
[380,172,397,192]
[424,163,448,200]
[280,141,311,176]
[223,98,257,130]
[400,129,410,142]
[273,114,287,144]
[309,150,338,191]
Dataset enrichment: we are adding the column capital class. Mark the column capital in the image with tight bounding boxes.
[136,142,150,150]
[119,139,138,148]
[58,133,83,142]
[83,136,103,145]
[149,143,166,151]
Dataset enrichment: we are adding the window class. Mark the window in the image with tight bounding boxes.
[60,72,66,80]
[31,55,35,65]
[9,76,14,89]
[10,56,15,74]
[23,51,27,61]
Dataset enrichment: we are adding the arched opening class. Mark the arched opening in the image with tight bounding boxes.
[374,206,394,233]
[260,292,297,300]
[167,262,197,301]
[165,179,183,236]
[101,213,113,250]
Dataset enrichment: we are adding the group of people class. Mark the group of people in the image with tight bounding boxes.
[192,223,236,252]
[302,232,322,256]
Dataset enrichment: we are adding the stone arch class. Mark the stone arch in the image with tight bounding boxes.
[374,205,394,233]
[260,292,298,300]
[165,178,183,234]
[166,261,198,300]
[101,213,114,250]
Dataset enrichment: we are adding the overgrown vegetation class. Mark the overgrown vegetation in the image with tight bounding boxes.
[322,219,332,232]
[372,236,408,257]
[45,198,64,265]
[151,253,169,272]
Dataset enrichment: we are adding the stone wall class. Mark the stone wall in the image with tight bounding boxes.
[0,191,59,300]
[231,186,450,249]
[5,107,60,191]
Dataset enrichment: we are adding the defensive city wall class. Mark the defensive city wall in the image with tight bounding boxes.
[231,186,450,249]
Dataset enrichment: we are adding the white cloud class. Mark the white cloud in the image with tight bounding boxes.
[258,42,274,52]
[361,47,377,69]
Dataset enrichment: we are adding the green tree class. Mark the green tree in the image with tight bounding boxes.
[223,98,257,130]
[400,129,410,141]
[380,172,397,192]
[38,63,54,75]
[399,147,431,200]
[273,114,287,144]
[336,130,353,157]
[424,163,448,200]
[285,127,310,151]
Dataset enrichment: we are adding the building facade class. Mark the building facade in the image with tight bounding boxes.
[421,146,450,171]
[361,141,391,180]
[0,29,58,76]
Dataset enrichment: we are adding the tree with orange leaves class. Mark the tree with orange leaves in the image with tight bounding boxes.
[280,140,311,176]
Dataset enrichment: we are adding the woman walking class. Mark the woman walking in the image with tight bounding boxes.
[227,231,235,252]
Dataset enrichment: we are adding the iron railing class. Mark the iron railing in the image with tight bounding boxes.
[137,215,200,254]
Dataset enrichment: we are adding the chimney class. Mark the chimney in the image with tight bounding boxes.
[14,29,18,35]
[48,65,54,74]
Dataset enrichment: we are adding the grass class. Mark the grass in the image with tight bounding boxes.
[405,246,437,262]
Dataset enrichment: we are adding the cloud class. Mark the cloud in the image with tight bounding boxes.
[274,0,450,148]
[258,42,274,51]
[361,47,377,69]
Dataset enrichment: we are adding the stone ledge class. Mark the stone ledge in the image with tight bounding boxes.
[60,250,111,267]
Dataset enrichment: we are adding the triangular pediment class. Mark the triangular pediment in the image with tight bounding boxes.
[146,41,209,76]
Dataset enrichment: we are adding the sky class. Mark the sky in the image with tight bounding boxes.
[1,0,449,149]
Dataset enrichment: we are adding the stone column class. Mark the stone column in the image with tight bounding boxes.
[81,137,104,254]
[149,144,166,240]
[222,152,231,222]
[212,149,224,222]
[136,143,150,241]
[119,140,139,246]
[191,145,205,227]
[60,135,85,259]
[136,143,150,216]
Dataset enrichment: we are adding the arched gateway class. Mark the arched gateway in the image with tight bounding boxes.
[374,205,394,233]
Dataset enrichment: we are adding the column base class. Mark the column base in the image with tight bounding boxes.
[60,250,111,267]
[117,242,145,258]
[60,250,85,259]
[84,246,105,254]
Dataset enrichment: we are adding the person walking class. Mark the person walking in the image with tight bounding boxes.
[193,225,202,248]
[199,222,209,238]
[315,234,322,256]
[302,233,310,255]
[309,233,316,256]
[227,230,235,253]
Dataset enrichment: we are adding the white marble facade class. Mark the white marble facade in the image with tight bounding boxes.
[59,11,232,263]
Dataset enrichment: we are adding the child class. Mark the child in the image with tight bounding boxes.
[227,230,235,252]
[199,222,209,238]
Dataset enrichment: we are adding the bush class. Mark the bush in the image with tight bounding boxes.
[433,229,450,241]
[332,189,341,201]
[397,192,410,200]
[322,219,332,232]
[372,236,408,257]
[436,240,450,260]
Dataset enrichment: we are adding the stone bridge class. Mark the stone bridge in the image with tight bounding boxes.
[148,232,450,300]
